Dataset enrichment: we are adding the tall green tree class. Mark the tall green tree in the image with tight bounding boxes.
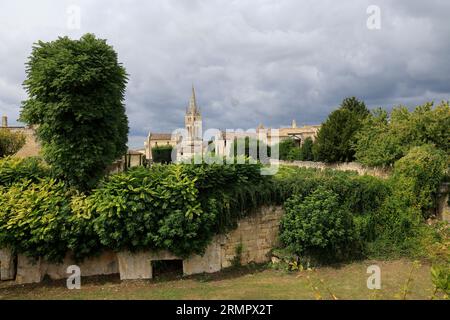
[313,97,368,162]
[20,34,129,190]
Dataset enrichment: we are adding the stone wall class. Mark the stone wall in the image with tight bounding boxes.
[0,206,284,284]
[15,251,119,284]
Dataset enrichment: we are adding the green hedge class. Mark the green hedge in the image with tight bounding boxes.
[0,152,446,263]
[152,145,173,164]
[0,161,276,261]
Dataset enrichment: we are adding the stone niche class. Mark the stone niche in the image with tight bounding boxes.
[1,205,284,284]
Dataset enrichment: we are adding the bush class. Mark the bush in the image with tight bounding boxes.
[392,144,448,215]
[0,129,26,157]
[152,145,173,164]
[280,187,359,262]
[88,166,214,256]
[89,163,275,257]
[0,179,73,261]
[0,156,50,187]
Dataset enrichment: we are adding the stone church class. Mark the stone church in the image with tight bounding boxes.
[144,87,321,161]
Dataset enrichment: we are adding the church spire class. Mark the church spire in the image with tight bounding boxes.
[188,85,199,115]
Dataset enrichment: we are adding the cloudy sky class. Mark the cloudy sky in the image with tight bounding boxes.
[1,0,449,148]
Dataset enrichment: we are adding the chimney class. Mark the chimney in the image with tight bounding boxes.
[292,119,297,128]
[2,115,7,127]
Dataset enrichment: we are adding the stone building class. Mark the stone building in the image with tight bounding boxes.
[0,115,41,157]
[144,86,204,162]
[144,88,321,161]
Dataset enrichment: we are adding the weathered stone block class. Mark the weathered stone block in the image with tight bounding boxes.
[184,238,222,275]
[16,255,43,284]
[42,251,118,280]
[0,247,16,281]
[117,251,152,280]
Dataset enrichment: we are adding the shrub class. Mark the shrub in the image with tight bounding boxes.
[391,144,448,215]
[0,129,26,157]
[0,156,50,187]
[152,145,173,164]
[280,187,359,262]
[89,166,213,256]
[0,179,74,261]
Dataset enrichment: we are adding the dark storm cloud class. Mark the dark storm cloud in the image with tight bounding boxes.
[1,0,449,148]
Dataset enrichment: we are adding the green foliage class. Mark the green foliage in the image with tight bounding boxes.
[355,102,450,167]
[20,34,129,191]
[431,265,450,296]
[152,145,173,164]
[277,137,319,161]
[313,97,368,162]
[392,145,448,215]
[278,139,297,160]
[89,166,215,256]
[280,187,359,262]
[230,137,271,162]
[299,137,314,161]
[0,179,71,261]
[0,129,26,158]
[0,156,50,187]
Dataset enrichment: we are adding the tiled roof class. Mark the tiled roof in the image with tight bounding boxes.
[149,133,172,140]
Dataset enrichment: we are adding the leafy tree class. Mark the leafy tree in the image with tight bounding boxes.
[0,129,26,158]
[20,34,129,190]
[313,97,368,162]
[355,101,450,167]
[287,147,301,161]
[278,138,297,160]
[299,137,314,161]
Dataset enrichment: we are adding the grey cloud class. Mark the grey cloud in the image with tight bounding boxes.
[0,0,449,148]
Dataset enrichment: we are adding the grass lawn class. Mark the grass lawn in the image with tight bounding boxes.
[0,259,444,300]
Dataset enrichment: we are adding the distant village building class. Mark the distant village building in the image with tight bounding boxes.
[144,88,321,161]
[1,115,41,158]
